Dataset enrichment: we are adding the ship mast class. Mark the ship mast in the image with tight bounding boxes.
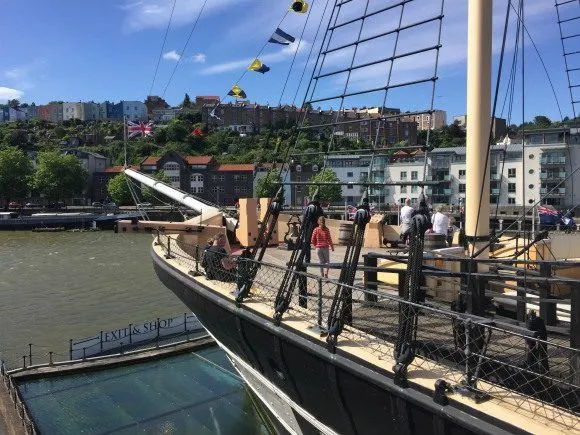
[466,0,492,262]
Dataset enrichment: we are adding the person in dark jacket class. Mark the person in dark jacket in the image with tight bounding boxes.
[204,234,237,282]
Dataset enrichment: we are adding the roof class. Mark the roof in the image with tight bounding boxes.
[141,156,161,165]
[217,164,255,172]
[104,165,140,173]
[196,96,220,99]
[184,155,214,165]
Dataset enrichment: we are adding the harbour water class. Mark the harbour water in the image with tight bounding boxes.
[0,231,189,367]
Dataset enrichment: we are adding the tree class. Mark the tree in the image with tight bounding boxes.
[182,93,192,109]
[0,147,33,209]
[255,169,283,199]
[166,119,189,142]
[308,168,342,204]
[142,171,171,204]
[107,173,133,205]
[534,115,552,128]
[33,152,88,200]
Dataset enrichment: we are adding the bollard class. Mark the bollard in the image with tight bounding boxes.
[22,356,26,370]
[363,255,378,303]
[28,343,32,367]
[165,238,172,259]
[120,342,124,355]
[129,323,133,345]
[195,245,199,272]
[100,331,103,353]
[69,338,73,360]
[83,347,86,360]
[49,352,53,365]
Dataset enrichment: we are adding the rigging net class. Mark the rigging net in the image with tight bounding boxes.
[269,0,445,326]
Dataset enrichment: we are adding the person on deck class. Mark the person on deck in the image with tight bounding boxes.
[204,234,237,282]
[431,205,450,236]
[399,198,414,244]
[311,216,334,278]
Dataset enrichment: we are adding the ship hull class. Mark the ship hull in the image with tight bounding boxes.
[152,248,530,435]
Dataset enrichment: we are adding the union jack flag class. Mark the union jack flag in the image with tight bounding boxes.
[127,120,154,138]
[538,205,559,216]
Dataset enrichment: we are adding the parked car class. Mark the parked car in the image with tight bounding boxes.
[24,203,41,209]
[137,202,152,208]
[92,202,103,207]
[103,202,118,210]
[8,202,22,209]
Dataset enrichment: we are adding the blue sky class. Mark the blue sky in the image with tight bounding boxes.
[0,0,578,124]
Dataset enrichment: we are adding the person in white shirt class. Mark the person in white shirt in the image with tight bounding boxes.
[431,205,450,236]
[399,198,414,244]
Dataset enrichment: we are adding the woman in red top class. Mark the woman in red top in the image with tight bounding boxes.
[311,216,334,278]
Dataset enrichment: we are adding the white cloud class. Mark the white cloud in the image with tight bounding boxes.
[192,53,206,63]
[3,59,47,91]
[199,40,310,75]
[0,87,24,102]
[162,50,181,61]
[121,0,252,31]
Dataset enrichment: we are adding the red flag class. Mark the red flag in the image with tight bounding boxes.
[191,128,205,137]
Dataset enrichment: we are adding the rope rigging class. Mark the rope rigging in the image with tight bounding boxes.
[148,0,178,96]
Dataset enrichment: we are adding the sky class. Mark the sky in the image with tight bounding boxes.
[0,0,578,124]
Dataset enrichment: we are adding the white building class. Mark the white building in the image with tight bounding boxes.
[152,107,183,122]
[122,101,147,121]
[62,102,83,121]
[406,109,447,130]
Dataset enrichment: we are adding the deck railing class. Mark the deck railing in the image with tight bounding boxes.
[157,233,580,431]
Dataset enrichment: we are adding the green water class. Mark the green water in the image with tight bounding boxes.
[0,231,186,368]
[18,347,274,434]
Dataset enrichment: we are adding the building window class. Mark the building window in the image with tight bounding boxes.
[529,199,534,204]
[411,171,418,180]
[401,186,407,193]
[219,175,225,182]
[529,154,534,159]
[347,172,354,177]
[508,168,516,178]
[458,183,466,193]
[458,169,466,179]
[411,197,418,205]
[234,175,240,181]
[490,196,498,204]
[411,186,418,193]
[529,169,534,174]
[347,185,353,189]
[347,196,354,202]
[234,186,240,192]
[508,197,516,204]
[190,174,203,182]
[400,171,407,180]
[164,162,180,171]
[528,184,534,189]
[508,183,516,193]
[168,176,180,183]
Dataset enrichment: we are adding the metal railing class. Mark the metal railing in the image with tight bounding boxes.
[156,234,580,430]
[0,361,36,434]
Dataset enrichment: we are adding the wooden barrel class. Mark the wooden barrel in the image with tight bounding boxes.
[338,223,353,245]
[424,233,447,250]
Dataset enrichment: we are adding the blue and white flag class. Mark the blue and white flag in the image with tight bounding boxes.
[269,27,295,45]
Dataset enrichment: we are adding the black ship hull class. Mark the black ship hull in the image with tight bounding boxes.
[152,248,530,435]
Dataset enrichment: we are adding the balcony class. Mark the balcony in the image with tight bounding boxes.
[443,188,451,195]
[540,188,547,194]
[491,173,501,180]
[443,174,452,181]
[540,156,566,165]
[491,188,500,196]
[540,172,567,180]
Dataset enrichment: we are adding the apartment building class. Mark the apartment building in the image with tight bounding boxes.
[139,152,254,206]
[403,109,447,130]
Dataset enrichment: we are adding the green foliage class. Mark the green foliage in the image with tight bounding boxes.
[0,147,33,207]
[308,168,342,204]
[533,115,552,129]
[142,171,171,204]
[107,173,133,205]
[166,119,189,142]
[182,93,192,109]
[255,170,283,199]
[33,152,88,200]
